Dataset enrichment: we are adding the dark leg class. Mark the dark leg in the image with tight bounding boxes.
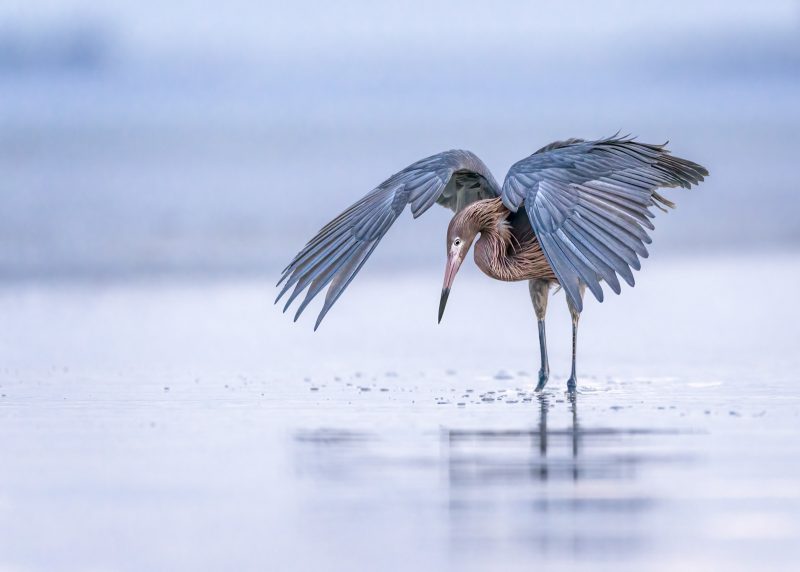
[528,279,551,391]
[566,285,585,393]
[536,319,549,391]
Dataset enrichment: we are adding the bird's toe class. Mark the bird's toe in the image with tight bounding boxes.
[566,377,577,393]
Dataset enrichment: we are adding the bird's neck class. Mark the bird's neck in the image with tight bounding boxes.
[466,199,553,282]
[464,199,519,282]
[475,230,519,282]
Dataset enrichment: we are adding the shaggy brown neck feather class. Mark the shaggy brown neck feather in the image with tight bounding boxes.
[454,198,557,283]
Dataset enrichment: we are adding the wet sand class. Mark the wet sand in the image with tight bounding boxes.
[0,253,799,571]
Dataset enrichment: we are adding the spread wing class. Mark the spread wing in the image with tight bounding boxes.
[502,135,708,312]
[277,150,500,329]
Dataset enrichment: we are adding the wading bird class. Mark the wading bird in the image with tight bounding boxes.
[277,135,708,391]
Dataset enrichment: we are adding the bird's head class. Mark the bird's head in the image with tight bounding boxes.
[439,211,480,323]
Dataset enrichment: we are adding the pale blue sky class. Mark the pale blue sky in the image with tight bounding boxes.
[2,1,797,64]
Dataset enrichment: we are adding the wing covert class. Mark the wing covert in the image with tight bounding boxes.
[277,150,500,329]
[501,135,708,312]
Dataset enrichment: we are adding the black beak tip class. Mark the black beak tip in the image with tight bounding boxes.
[438,288,450,324]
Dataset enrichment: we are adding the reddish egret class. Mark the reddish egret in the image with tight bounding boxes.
[277,135,708,391]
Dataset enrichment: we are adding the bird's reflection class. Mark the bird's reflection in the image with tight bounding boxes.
[442,390,687,489]
[295,392,685,488]
[444,391,595,485]
[536,392,580,481]
[441,391,684,556]
[294,390,691,558]
[569,391,579,481]
[536,393,548,480]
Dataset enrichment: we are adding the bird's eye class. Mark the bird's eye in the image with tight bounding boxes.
[453,238,462,247]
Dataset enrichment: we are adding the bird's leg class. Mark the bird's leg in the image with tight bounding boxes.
[529,279,551,391]
[566,285,585,393]
[567,313,579,392]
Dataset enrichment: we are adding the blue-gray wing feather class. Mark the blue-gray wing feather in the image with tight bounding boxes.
[277,150,500,329]
[501,135,708,312]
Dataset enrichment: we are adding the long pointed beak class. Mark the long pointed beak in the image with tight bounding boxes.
[438,254,462,323]
[438,288,450,324]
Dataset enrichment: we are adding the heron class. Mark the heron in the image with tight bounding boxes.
[277,135,708,391]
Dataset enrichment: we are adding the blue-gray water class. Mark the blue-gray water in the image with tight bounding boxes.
[1,256,799,571]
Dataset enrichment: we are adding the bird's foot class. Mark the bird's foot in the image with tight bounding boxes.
[535,368,549,392]
[566,376,577,393]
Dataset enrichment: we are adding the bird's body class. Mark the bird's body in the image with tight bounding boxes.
[277,135,708,392]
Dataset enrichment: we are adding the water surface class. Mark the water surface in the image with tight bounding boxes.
[0,255,798,571]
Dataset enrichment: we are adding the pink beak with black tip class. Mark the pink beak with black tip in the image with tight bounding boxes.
[438,253,463,323]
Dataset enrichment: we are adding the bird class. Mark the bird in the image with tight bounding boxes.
[276,135,708,392]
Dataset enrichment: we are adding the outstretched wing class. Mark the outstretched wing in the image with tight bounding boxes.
[501,135,708,312]
[277,150,500,329]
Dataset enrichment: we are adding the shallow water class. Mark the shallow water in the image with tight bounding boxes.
[1,254,799,571]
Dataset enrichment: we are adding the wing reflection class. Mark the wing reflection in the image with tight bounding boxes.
[444,392,685,485]
[293,392,694,558]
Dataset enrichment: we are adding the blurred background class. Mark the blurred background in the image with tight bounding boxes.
[2,3,800,572]
[1,0,798,281]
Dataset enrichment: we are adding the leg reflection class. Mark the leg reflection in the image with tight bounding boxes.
[535,393,549,481]
[569,391,580,481]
